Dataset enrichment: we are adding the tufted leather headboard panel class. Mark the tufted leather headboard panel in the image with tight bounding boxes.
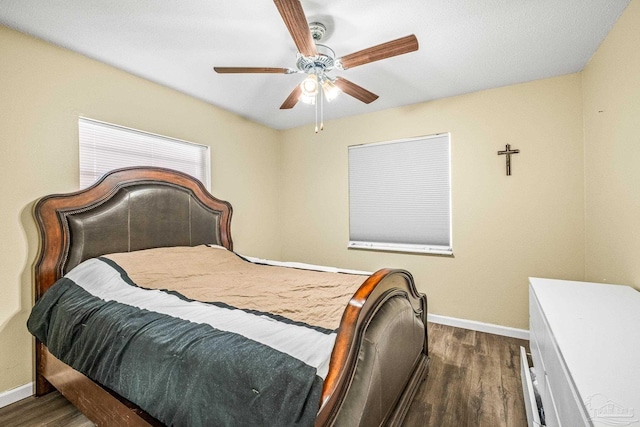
[34,167,232,299]
[65,183,223,272]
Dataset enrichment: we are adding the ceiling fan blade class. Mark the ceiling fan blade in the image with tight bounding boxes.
[334,77,379,104]
[338,35,419,69]
[273,0,317,57]
[280,84,302,109]
[214,67,291,74]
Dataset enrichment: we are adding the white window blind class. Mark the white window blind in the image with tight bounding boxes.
[78,117,210,189]
[348,133,452,255]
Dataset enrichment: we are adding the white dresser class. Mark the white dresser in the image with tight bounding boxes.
[524,277,640,427]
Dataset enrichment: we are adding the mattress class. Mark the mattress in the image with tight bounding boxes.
[27,246,368,427]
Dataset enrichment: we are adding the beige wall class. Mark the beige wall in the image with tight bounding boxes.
[2,0,637,398]
[0,26,281,393]
[279,74,586,331]
[583,0,640,287]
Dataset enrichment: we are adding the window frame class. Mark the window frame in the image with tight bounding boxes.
[78,117,211,190]
[347,133,453,256]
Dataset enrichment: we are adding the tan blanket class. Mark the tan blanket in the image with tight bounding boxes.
[104,246,368,330]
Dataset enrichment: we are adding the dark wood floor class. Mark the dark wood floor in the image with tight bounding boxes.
[0,323,528,427]
[404,323,528,427]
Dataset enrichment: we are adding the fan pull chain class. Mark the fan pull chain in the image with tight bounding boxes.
[314,89,319,133]
[320,85,324,131]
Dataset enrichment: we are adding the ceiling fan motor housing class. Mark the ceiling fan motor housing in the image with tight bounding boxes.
[296,43,335,74]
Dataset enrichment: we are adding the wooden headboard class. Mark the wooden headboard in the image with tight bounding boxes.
[33,167,232,301]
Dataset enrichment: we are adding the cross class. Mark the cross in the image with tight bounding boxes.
[497,144,520,176]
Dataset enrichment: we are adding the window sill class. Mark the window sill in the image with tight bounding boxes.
[347,242,453,256]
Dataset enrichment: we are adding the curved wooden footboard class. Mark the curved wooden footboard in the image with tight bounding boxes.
[317,269,428,426]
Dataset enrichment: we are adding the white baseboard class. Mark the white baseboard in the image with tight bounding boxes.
[0,383,33,409]
[427,313,529,340]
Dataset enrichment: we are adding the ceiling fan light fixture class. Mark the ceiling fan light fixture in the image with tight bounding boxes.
[321,77,341,102]
[300,74,319,95]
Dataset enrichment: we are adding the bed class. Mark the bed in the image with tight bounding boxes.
[29,166,429,426]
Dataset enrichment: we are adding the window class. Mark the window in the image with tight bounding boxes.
[78,117,210,189]
[348,133,452,255]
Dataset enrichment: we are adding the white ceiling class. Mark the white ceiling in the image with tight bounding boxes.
[0,0,631,130]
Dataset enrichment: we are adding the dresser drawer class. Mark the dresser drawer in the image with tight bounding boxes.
[529,283,591,427]
[528,328,546,406]
[529,287,549,373]
[543,374,562,427]
[542,328,590,426]
[520,346,542,427]
[529,287,549,405]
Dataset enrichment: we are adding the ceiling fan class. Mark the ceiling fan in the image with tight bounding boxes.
[214,0,419,131]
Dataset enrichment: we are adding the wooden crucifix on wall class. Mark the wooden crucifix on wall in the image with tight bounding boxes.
[497,144,520,176]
